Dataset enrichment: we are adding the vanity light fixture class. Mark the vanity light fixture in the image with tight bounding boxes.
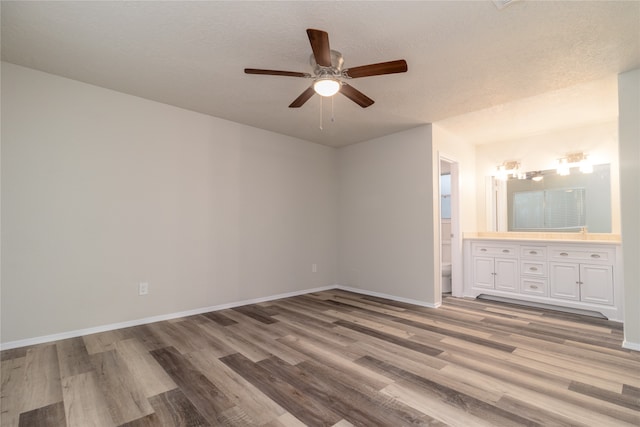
[557,158,570,176]
[557,152,593,176]
[531,171,544,182]
[579,160,594,174]
[495,160,522,180]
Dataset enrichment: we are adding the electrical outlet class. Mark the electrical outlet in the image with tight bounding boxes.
[312,263,317,273]
[139,282,149,296]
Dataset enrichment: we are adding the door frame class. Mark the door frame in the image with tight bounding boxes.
[438,154,462,298]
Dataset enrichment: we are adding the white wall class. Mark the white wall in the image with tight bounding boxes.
[474,120,620,233]
[337,126,436,305]
[1,63,338,344]
[618,69,640,350]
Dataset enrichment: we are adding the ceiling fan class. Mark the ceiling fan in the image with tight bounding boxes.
[245,29,408,109]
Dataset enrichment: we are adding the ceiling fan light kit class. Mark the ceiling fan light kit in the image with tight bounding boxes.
[245,28,408,109]
[313,78,340,97]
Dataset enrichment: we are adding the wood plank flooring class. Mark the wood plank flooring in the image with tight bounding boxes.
[2,290,639,426]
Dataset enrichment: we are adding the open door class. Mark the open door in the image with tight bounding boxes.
[439,155,462,297]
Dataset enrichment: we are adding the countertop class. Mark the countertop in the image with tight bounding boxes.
[463,232,621,244]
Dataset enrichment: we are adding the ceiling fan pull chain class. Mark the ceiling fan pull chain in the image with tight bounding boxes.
[319,96,323,130]
[331,96,335,123]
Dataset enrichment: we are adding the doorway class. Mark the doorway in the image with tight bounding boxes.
[439,156,461,297]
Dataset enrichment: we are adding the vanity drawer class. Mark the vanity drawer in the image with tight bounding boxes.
[521,261,547,277]
[549,247,614,264]
[472,243,518,258]
[521,246,546,259]
[520,278,548,297]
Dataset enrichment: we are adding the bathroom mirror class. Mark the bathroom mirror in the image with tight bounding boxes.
[493,164,611,233]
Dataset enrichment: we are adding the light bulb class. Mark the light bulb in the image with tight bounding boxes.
[313,79,340,97]
[579,161,593,174]
[557,159,570,176]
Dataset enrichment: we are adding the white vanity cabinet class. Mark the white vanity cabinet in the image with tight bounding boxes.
[473,257,518,291]
[464,239,623,321]
[471,242,518,292]
[519,245,548,297]
[549,262,614,305]
[548,245,615,306]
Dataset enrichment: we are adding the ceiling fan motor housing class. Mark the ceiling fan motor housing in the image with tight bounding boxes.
[310,50,344,78]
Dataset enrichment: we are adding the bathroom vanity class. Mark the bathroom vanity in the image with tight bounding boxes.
[463,235,623,321]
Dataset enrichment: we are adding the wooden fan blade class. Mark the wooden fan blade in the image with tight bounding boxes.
[245,68,310,78]
[343,60,408,78]
[339,83,374,108]
[307,29,332,67]
[289,86,316,108]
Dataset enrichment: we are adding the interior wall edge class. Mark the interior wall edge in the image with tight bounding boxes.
[618,68,640,349]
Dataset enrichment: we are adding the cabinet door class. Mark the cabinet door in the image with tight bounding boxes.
[495,258,519,292]
[549,262,580,301]
[580,264,614,305]
[473,257,495,289]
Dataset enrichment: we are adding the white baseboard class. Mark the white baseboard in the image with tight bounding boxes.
[0,284,336,351]
[622,340,640,352]
[334,285,440,309]
[7,283,633,352]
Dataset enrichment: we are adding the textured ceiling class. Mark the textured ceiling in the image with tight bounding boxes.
[437,74,620,145]
[2,1,639,147]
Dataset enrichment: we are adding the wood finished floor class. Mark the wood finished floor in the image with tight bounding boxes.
[2,290,640,427]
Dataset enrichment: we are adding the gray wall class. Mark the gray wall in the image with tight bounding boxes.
[1,63,339,344]
[618,68,640,350]
[337,126,436,305]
